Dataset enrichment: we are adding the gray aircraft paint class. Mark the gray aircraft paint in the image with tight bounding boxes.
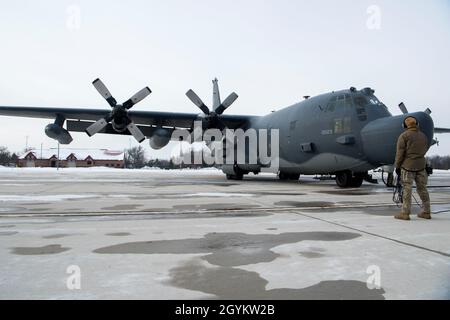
[0,81,443,187]
[245,88,434,175]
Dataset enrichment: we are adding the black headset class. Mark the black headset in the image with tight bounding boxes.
[403,116,419,129]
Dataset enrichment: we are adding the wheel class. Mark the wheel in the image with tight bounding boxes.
[288,174,300,181]
[336,171,352,188]
[350,176,363,188]
[234,173,243,180]
[386,173,394,187]
[226,173,243,180]
[278,172,289,180]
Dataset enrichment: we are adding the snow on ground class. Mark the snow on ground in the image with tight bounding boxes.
[0,166,223,175]
[181,192,255,198]
[0,194,98,202]
[0,166,448,178]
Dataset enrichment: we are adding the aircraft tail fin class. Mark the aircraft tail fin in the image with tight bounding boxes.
[212,78,221,111]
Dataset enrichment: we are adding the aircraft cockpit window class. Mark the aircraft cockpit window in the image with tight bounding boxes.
[333,117,352,134]
[354,96,368,106]
[368,97,383,105]
[355,95,385,108]
[327,94,353,112]
[343,94,353,108]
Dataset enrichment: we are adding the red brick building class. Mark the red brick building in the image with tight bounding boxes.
[18,148,124,168]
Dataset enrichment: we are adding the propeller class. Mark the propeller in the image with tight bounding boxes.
[86,78,151,143]
[185,79,238,131]
[399,102,432,116]
[398,102,408,114]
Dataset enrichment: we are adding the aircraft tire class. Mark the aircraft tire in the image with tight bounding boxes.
[226,173,243,180]
[278,172,289,180]
[235,173,244,180]
[386,173,394,187]
[335,171,352,188]
[350,176,364,188]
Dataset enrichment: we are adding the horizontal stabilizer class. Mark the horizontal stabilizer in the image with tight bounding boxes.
[434,127,450,134]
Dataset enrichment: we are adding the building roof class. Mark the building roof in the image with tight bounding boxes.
[19,148,124,161]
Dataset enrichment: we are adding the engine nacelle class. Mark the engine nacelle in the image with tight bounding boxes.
[111,118,128,133]
[45,124,73,144]
[149,128,172,150]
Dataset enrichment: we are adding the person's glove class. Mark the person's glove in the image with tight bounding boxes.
[395,167,401,175]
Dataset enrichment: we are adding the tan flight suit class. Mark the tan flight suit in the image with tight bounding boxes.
[394,120,431,217]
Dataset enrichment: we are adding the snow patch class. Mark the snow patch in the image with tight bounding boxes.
[0,194,98,202]
[181,192,254,198]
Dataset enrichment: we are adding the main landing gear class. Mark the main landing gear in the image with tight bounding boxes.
[226,173,243,180]
[278,172,300,181]
[335,171,364,188]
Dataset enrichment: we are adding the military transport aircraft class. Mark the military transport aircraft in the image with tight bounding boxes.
[1,78,449,188]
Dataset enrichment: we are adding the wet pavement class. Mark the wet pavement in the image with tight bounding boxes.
[0,167,449,299]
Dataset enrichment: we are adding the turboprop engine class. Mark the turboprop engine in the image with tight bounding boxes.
[45,123,73,145]
[149,128,173,150]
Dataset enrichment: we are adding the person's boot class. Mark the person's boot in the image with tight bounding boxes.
[395,212,410,220]
[417,212,431,219]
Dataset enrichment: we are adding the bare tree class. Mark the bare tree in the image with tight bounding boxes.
[0,146,11,166]
[427,155,450,170]
[124,145,146,169]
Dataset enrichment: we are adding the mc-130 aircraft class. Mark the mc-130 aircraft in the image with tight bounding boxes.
[1,78,449,188]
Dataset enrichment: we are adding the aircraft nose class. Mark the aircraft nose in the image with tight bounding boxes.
[413,111,434,145]
[360,111,434,166]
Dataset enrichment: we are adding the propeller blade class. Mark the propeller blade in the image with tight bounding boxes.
[123,87,152,109]
[398,102,408,114]
[127,122,146,143]
[424,108,432,115]
[85,118,108,137]
[92,78,117,107]
[215,92,238,115]
[186,89,210,115]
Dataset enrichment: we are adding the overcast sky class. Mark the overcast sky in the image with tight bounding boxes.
[1,0,449,159]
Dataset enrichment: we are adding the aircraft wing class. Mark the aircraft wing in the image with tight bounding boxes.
[0,106,256,132]
[434,127,450,134]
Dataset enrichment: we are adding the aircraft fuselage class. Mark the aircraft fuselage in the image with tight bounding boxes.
[239,87,434,176]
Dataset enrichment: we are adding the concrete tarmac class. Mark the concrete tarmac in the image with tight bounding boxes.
[0,167,449,299]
